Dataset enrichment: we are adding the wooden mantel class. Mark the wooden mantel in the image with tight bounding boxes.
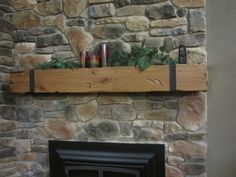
[9,64,207,93]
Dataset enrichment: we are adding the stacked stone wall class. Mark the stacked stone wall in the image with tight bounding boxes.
[0,0,207,177]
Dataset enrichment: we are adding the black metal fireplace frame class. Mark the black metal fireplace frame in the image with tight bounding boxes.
[49,141,165,177]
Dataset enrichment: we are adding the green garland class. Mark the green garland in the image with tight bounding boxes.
[38,46,177,70]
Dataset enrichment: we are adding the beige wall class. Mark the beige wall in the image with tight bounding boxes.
[207,0,236,176]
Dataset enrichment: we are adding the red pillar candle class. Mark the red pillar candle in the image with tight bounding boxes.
[86,54,100,68]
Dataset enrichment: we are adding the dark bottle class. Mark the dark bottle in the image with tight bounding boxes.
[99,43,108,67]
[178,45,187,64]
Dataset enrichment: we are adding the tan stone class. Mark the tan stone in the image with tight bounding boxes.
[56,14,67,32]
[169,141,207,157]
[17,153,37,161]
[89,0,113,3]
[12,0,37,10]
[171,0,204,8]
[15,139,31,153]
[116,5,145,16]
[20,54,52,69]
[16,162,32,172]
[41,119,76,139]
[64,0,87,17]
[0,161,16,169]
[65,27,93,57]
[34,0,62,16]
[42,16,57,27]
[13,11,41,30]
[76,100,98,121]
[15,43,35,54]
[169,47,207,64]
[126,16,149,32]
[150,18,187,28]
[92,24,125,39]
[177,92,207,131]
[146,109,177,120]
[0,121,16,132]
[68,94,97,104]
[98,94,132,105]
[164,122,182,133]
[166,164,184,177]
[96,17,127,25]
[167,156,184,166]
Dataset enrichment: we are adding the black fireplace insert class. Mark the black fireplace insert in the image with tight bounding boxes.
[49,141,165,177]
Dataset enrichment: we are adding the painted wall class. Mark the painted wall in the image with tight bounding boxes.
[207,0,236,176]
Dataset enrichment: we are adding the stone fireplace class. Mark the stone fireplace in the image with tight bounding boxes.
[0,0,207,177]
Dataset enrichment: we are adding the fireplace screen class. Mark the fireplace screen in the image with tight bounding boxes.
[49,141,165,177]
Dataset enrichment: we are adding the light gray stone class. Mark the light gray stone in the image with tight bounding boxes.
[126,16,149,31]
[89,3,116,18]
[63,0,87,17]
[84,119,120,140]
[150,26,188,36]
[116,5,145,16]
[112,105,136,120]
[146,3,176,19]
[144,37,164,49]
[189,9,206,32]
[133,127,163,141]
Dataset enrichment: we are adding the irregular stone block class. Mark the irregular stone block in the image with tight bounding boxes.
[12,0,37,10]
[97,106,112,118]
[144,37,164,49]
[52,51,75,59]
[189,9,206,32]
[0,121,16,132]
[36,33,68,48]
[96,17,127,25]
[89,0,113,3]
[115,0,130,7]
[177,8,187,17]
[133,120,152,127]
[174,33,206,47]
[16,106,43,122]
[63,0,87,17]
[131,0,167,4]
[67,18,87,27]
[16,161,32,172]
[106,39,131,53]
[84,119,120,140]
[76,100,98,122]
[152,120,164,129]
[178,163,206,176]
[126,16,149,31]
[122,32,148,42]
[28,27,58,36]
[146,109,177,120]
[118,121,132,136]
[0,166,17,177]
[68,93,97,104]
[89,3,116,18]
[98,94,132,105]
[15,139,31,153]
[0,32,12,41]
[13,11,41,30]
[112,105,136,120]
[171,0,204,8]
[15,43,35,54]
[133,127,163,141]
[41,16,57,27]
[166,164,183,177]
[41,99,66,111]
[0,19,14,34]
[0,105,16,121]
[16,129,36,139]
[0,56,14,66]
[39,119,76,139]
[116,5,145,16]
[169,141,207,157]
[177,92,206,131]
[164,121,182,133]
[150,26,188,36]
[0,41,13,48]
[0,5,15,13]
[167,156,184,166]
[133,100,162,110]
[34,0,62,16]
[13,30,35,42]
[92,24,125,39]
[164,99,178,109]
[20,54,51,69]
[165,132,206,141]
[150,17,187,28]
[65,26,93,57]
[146,3,176,19]
[64,106,79,121]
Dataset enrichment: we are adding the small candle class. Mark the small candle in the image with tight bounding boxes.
[79,51,88,68]
[87,54,100,68]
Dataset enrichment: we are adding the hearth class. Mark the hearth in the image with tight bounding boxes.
[49,141,165,177]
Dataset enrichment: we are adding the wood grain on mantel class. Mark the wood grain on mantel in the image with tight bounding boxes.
[9,64,207,93]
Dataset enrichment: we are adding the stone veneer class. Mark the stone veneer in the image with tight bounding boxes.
[0,0,207,177]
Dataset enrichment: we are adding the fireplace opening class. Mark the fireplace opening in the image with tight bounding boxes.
[49,141,165,177]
